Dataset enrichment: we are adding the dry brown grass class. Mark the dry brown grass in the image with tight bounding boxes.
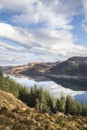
[0,90,87,130]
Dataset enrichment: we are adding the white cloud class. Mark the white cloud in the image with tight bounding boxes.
[0,0,87,65]
[81,0,87,32]
[0,22,87,65]
[82,19,87,32]
[0,0,76,29]
[0,23,40,49]
[0,0,37,10]
[82,0,87,16]
[0,41,26,52]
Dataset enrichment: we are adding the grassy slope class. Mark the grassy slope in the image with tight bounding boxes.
[0,89,87,130]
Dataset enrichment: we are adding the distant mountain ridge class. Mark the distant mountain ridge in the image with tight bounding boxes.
[0,66,12,72]
[47,56,87,90]
[5,62,58,80]
[50,56,87,76]
[0,66,3,71]
[68,56,87,64]
[4,56,87,77]
[3,56,87,90]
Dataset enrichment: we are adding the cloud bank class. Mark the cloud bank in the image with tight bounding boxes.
[0,0,87,65]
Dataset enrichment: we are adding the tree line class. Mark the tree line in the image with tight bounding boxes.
[0,71,87,116]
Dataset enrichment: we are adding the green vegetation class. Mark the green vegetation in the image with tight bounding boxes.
[0,71,87,129]
[0,71,24,98]
[0,71,87,117]
[0,72,87,116]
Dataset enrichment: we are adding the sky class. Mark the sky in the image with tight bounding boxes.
[0,0,87,65]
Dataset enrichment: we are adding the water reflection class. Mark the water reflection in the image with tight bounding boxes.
[74,92,87,103]
[48,76,87,91]
[7,74,87,103]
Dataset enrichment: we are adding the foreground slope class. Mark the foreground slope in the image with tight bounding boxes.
[0,89,28,111]
[0,89,87,130]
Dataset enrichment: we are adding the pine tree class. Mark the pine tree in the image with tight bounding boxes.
[81,103,87,116]
[75,101,82,115]
[65,95,75,115]
[19,87,29,104]
[46,95,55,113]
[56,95,65,113]
[0,71,3,78]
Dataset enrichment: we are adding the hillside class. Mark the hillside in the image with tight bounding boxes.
[47,57,87,90]
[50,56,87,76]
[5,62,56,81]
[0,89,28,111]
[0,89,87,130]
[5,56,87,78]
[0,66,3,71]
[6,62,55,75]
[19,62,55,76]
[0,72,87,129]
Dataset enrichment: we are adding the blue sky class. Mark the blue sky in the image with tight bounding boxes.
[0,0,87,65]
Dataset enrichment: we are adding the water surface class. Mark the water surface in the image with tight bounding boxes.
[8,75,87,103]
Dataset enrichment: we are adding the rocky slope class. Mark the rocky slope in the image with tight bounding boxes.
[0,89,87,130]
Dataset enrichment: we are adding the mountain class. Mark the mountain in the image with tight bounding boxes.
[0,66,3,71]
[6,62,56,75]
[4,56,87,90]
[49,56,87,76]
[47,57,87,90]
[0,66,12,72]
[0,89,87,130]
[5,62,57,81]
[6,56,87,77]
